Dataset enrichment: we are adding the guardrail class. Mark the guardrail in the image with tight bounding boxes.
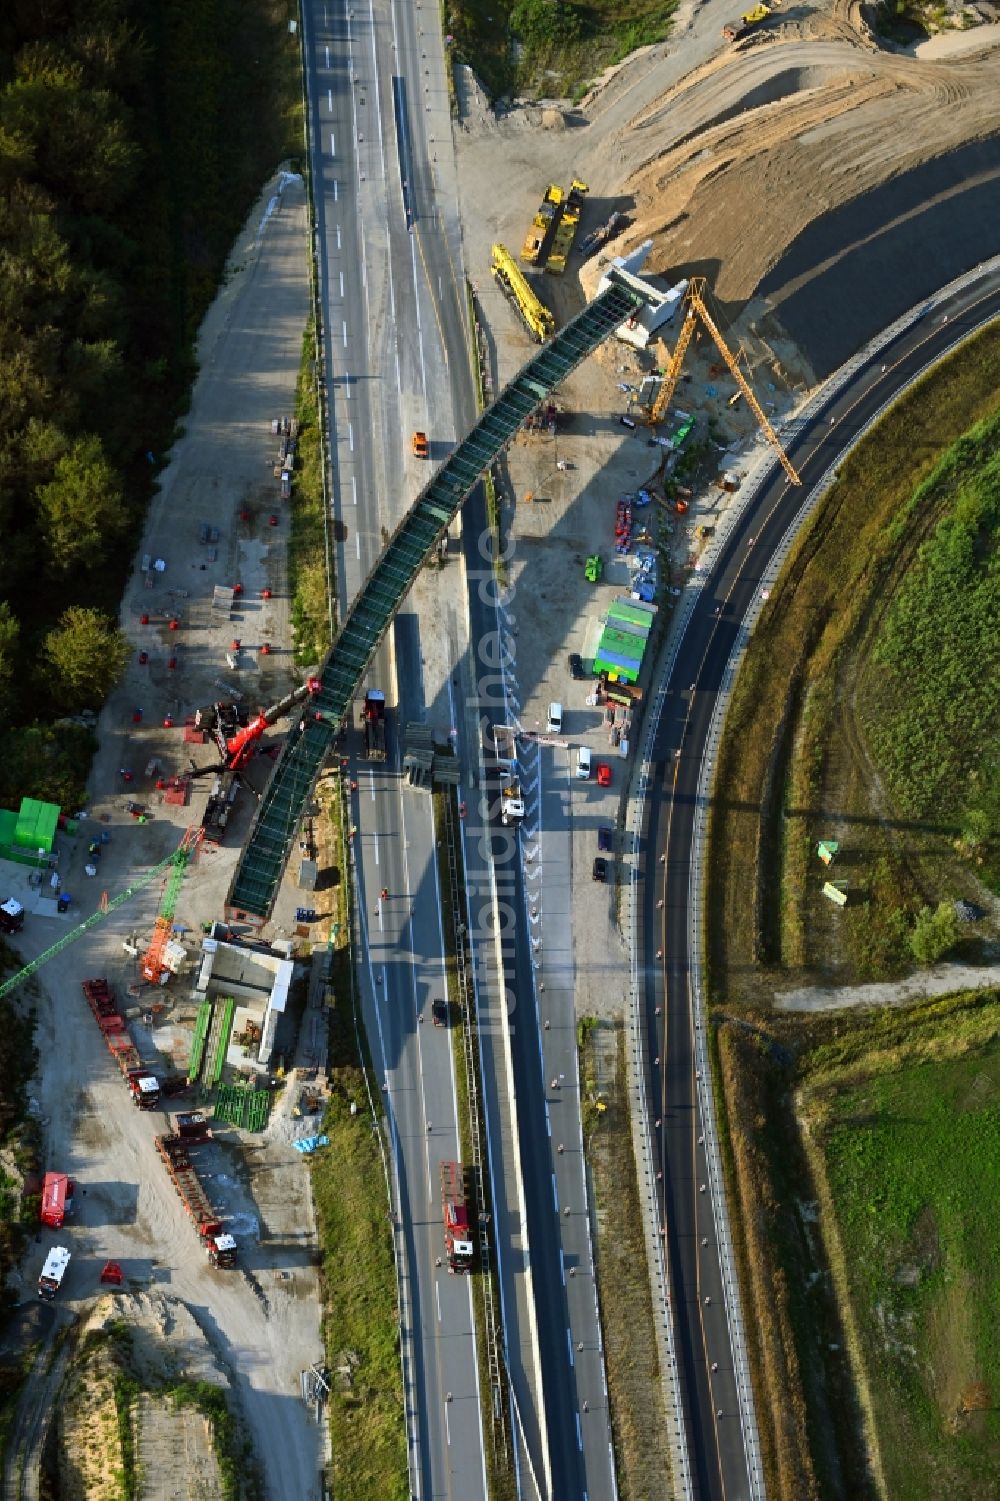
[625,253,1000,1501]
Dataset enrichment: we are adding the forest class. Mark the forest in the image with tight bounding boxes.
[0,0,299,811]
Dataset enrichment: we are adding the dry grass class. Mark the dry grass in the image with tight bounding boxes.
[582,1019,673,1500]
[707,321,1000,1004]
[57,1344,127,1501]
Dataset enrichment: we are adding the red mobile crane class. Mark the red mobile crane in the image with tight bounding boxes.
[192,678,321,845]
[195,678,321,771]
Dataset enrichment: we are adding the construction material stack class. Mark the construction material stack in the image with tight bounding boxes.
[362,689,387,760]
[440,1161,475,1273]
[155,1133,237,1268]
[520,185,563,267]
[81,978,161,1108]
[546,179,588,274]
[490,244,555,344]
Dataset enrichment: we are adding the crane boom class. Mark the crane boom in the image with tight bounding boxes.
[0,838,195,1004]
[140,826,204,984]
[647,276,801,485]
[649,307,698,425]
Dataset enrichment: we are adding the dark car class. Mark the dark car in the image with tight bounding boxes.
[568,652,585,681]
[431,999,450,1027]
[597,827,613,852]
[592,857,607,883]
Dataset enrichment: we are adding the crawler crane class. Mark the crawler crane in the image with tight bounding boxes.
[649,276,801,485]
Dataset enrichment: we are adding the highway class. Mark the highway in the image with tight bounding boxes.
[638,270,1000,1499]
[303,0,488,1496]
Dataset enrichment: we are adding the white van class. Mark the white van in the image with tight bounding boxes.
[576,746,592,779]
[546,702,563,735]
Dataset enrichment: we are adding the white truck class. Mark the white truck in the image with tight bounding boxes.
[38,1246,71,1300]
[491,725,525,824]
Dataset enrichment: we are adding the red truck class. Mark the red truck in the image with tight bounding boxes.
[155,1134,237,1268]
[362,689,387,759]
[107,1036,161,1109]
[40,1172,75,1229]
[440,1161,475,1274]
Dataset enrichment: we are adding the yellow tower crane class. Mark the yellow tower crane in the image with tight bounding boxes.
[649,277,801,486]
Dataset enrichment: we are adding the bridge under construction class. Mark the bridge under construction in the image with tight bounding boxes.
[227,273,645,921]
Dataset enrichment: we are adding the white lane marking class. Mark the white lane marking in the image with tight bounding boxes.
[373,830,379,866]
[325,45,330,67]
[334,179,338,201]
[436,1281,442,1323]
[559,1249,566,1286]
[377,900,383,933]
[567,1329,575,1367]
[352,476,358,506]
[342,320,348,348]
[346,375,352,400]
[369,768,375,800]
[336,224,342,249]
[395,349,401,392]
[444,1401,451,1446]
[408,233,429,402]
[438,276,443,299]
[339,271,344,298]
[330,131,336,156]
[328,88,333,112]
[367,0,388,180]
[551,1173,559,1212]
[348,422,354,452]
[575,1414,583,1451]
[356,534,361,559]
[396,784,435,1191]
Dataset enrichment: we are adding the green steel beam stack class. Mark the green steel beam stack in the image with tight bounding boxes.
[207,997,236,1086]
[214,1082,272,1132]
[187,1000,213,1083]
[227,275,644,920]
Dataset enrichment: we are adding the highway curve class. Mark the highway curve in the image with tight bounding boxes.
[638,268,1000,1500]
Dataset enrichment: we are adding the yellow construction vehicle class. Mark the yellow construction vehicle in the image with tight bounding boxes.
[521,185,563,267]
[722,0,779,39]
[648,277,800,485]
[491,244,556,344]
[547,179,589,275]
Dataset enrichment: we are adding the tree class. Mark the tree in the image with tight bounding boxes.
[0,602,19,720]
[909,901,962,965]
[43,605,128,711]
[36,433,127,573]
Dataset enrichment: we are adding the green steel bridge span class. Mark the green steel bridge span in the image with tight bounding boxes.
[228,274,645,921]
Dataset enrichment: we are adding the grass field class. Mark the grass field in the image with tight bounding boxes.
[805,992,1000,1501]
[856,412,1000,886]
[707,321,1000,999]
[289,322,335,666]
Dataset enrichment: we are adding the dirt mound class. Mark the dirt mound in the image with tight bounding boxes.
[617,38,1000,306]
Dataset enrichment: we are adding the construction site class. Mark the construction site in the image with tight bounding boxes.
[1,0,999,1495]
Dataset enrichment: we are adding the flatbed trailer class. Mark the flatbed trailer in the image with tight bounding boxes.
[156,1134,238,1268]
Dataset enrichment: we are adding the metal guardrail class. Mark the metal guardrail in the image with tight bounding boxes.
[624,254,1000,1501]
[443,791,510,1457]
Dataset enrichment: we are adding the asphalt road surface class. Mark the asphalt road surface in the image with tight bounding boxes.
[303,0,488,1495]
[639,270,1000,1500]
